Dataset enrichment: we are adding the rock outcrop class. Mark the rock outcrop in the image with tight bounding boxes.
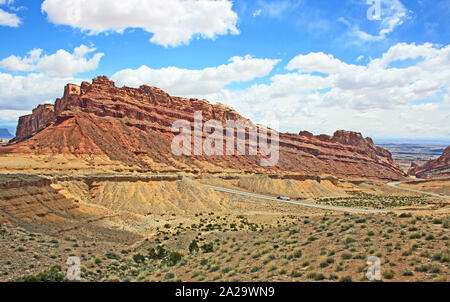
[408,146,450,178]
[1,76,406,180]
[12,105,55,143]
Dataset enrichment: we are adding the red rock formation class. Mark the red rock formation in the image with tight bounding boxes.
[12,104,55,143]
[1,76,406,180]
[408,146,450,178]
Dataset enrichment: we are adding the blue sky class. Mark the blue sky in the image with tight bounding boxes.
[0,0,449,141]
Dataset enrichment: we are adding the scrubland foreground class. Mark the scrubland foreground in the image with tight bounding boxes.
[0,173,448,282]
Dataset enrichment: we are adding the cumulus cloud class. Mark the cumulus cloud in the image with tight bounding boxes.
[0,49,42,72]
[287,52,360,74]
[0,7,20,27]
[207,43,450,139]
[111,55,280,96]
[0,109,32,127]
[0,72,84,111]
[0,45,103,112]
[0,45,104,77]
[41,0,239,47]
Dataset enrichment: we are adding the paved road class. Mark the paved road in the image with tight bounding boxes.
[204,184,390,214]
[387,181,450,199]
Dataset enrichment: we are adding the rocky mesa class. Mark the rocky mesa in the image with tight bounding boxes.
[408,146,450,179]
[1,76,406,180]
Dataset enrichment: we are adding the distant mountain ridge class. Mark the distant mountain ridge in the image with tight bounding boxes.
[0,128,13,139]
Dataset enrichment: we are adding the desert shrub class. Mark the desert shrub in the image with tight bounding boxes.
[201,243,214,253]
[291,270,302,278]
[329,274,339,280]
[307,236,317,242]
[293,250,302,258]
[164,251,183,267]
[339,276,352,282]
[320,261,329,268]
[189,240,199,254]
[345,237,355,244]
[105,251,120,260]
[415,265,429,272]
[409,233,421,239]
[15,266,64,282]
[149,246,167,260]
[341,252,352,260]
[164,272,175,280]
[133,254,146,264]
[425,235,435,241]
[429,265,441,274]
[383,269,395,279]
[306,271,325,280]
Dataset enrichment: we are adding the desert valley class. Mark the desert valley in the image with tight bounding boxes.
[0,77,448,282]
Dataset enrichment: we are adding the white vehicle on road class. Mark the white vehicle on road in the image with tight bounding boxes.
[277,196,291,201]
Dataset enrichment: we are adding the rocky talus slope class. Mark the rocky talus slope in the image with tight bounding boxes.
[1,76,405,180]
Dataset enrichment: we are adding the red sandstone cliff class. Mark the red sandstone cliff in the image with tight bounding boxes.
[1,76,406,180]
[408,146,450,178]
[12,104,55,142]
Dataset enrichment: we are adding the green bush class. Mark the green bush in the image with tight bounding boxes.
[164,251,183,266]
[339,276,353,282]
[105,251,120,260]
[201,243,214,253]
[133,254,146,264]
[189,240,199,254]
[149,246,167,260]
[341,252,352,260]
[383,269,395,279]
[15,266,65,282]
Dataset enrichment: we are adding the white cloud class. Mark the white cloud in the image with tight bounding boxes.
[0,109,31,125]
[0,72,84,111]
[111,55,280,96]
[369,42,438,68]
[0,49,42,72]
[41,0,239,47]
[340,0,412,43]
[0,45,104,77]
[0,45,102,112]
[206,43,450,139]
[0,8,20,27]
[286,52,360,74]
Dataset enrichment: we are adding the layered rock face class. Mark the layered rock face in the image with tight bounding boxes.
[1,76,406,180]
[12,105,55,143]
[408,146,450,178]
